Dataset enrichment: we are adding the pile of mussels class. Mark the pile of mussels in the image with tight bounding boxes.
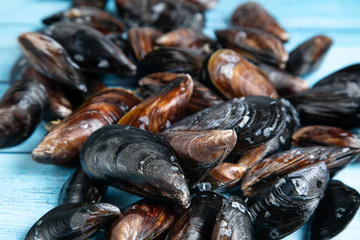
[2,0,360,239]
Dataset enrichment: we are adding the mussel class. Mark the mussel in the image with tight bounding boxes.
[165,191,225,239]
[158,129,237,185]
[211,196,254,240]
[165,96,287,152]
[248,162,329,240]
[59,167,107,204]
[118,74,193,133]
[107,199,177,240]
[215,27,288,69]
[231,2,289,42]
[309,180,360,240]
[313,64,360,89]
[72,0,108,9]
[80,124,190,207]
[0,67,48,148]
[42,6,126,35]
[32,87,141,166]
[292,125,360,148]
[44,21,136,76]
[241,146,360,197]
[25,203,120,240]
[181,0,218,10]
[18,32,87,93]
[205,49,279,99]
[286,35,333,76]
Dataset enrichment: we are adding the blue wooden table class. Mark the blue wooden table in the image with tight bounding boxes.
[1,0,360,239]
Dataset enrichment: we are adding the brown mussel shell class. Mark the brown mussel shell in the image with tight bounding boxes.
[139,47,203,79]
[257,62,309,96]
[287,85,360,128]
[165,96,287,152]
[292,125,360,148]
[107,199,177,240]
[231,2,289,42]
[248,162,329,240]
[313,63,360,89]
[80,124,190,207]
[310,180,360,240]
[25,203,120,240]
[118,74,193,133]
[241,146,360,198]
[286,35,333,76]
[158,129,237,185]
[127,27,162,62]
[115,0,205,32]
[59,167,107,205]
[165,191,225,240]
[43,6,126,35]
[72,0,108,9]
[18,32,87,93]
[138,72,224,113]
[0,68,48,148]
[206,49,278,99]
[211,196,254,240]
[215,27,288,69]
[31,87,141,166]
[44,22,136,76]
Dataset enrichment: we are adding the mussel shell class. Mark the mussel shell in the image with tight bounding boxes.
[182,0,218,10]
[9,56,31,83]
[118,73,193,133]
[80,124,190,207]
[211,196,254,240]
[215,28,288,69]
[127,27,162,62]
[44,22,136,76]
[286,35,332,76]
[287,85,360,128]
[205,49,278,99]
[158,129,237,185]
[165,191,225,240]
[0,68,48,148]
[25,203,120,240]
[292,125,360,148]
[248,162,329,240]
[240,146,360,197]
[115,0,205,32]
[18,32,87,93]
[257,62,309,96]
[32,87,141,166]
[42,6,126,35]
[59,167,107,204]
[72,0,108,9]
[165,96,287,152]
[107,199,177,240]
[313,64,360,89]
[138,72,224,113]
[139,47,203,79]
[231,2,289,42]
[310,180,360,240]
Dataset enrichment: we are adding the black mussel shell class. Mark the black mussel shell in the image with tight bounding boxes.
[165,96,287,152]
[115,0,205,32]
[10,56,31,83]
[314,64,360,89]
[80,124,190,207]
[310,180,360,240]
[241,146,360,197]
[211,196,254,240]
[248,162,329,240]
[59,167,108,204]
[44,22,136,76]
[287,85,360,128]
[286,35,332,76]
[139,47,203,79]
[165,191,225,240]
[25,203,120,240]
[72,0,108,9]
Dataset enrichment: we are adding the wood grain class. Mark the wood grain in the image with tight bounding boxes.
[0,0,360,239]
